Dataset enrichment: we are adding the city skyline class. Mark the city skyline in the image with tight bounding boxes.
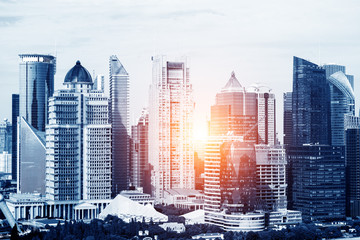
[1,0,360,142]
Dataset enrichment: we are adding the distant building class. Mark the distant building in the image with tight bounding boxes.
[159,222,185,233]
[46,61,112,201]
[288,144,346,221]
[0,119,12,153]
[94,74,105,92]
[109,55,130,195]
[148,56,195,200]
[130,109,151,194]
[120,189,154,206]
[0,152,11,174]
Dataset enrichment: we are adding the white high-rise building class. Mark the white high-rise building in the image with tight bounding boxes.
[149,56,195,200]
[46,61,112,201]
[94,74,105,92]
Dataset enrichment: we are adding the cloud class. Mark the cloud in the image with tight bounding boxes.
[0,16,21,26]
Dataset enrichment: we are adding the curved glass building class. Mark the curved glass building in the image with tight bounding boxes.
[328,71,355,145]
[19,54,56,131]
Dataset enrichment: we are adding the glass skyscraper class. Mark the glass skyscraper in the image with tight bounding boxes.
[292,56,330,146]
[109,55,130,195]
[19,54,56,131]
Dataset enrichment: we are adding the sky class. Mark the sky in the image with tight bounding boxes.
[1,0,360,141]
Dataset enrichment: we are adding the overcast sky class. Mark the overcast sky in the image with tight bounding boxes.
[1,0,360,140]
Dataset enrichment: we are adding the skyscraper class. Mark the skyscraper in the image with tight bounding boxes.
[325,68,355,145]
[292,56,330,146]
[46,61,112,201]
[130,109,151,194]
[209,72,275,145]
[149,56,195,200]
[11,94,19,181]
[109,55,130,196]
[19,54,56,131]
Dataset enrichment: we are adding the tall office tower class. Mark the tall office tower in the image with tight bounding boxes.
[210,72,257,142]
[283,92,292,146]
[149,56,195,200]
[11,94,19,181]
[327,72,355,145]
[204,136,265,231]
[209,72,275,144]
[19,54,56,131]
[94,74,105,92]
[255,145,287,211]
[46,61,112,201]
[0,119,12,152]
[324,64,354,90]
[109,55,129,195]
[0,152,11,174]
[288,145,346,221]
[17,116,46,194]
[130,108,151,194]
[292,57,330,146]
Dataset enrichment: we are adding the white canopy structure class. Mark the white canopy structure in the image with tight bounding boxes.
[99,195,168,223]
[181,209,205,225]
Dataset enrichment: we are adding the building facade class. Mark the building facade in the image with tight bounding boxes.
[255,145,287,212]
[17,117,46,194]
[46,61,112,201]
[109,55,130,195]
[288,145,346,221]
[149,56,195,200]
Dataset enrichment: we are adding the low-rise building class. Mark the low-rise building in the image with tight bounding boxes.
[120,189,154,206]
[159,222,185,233]
[163,188,204,210]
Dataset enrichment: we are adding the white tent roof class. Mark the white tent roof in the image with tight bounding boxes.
[181,209,205,224]
[99,194,168,223]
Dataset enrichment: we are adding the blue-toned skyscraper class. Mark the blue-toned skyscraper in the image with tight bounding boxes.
[292,57,330,146]
[109,55,130,195]
[19,54,55,131]
[323,65,355,146]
